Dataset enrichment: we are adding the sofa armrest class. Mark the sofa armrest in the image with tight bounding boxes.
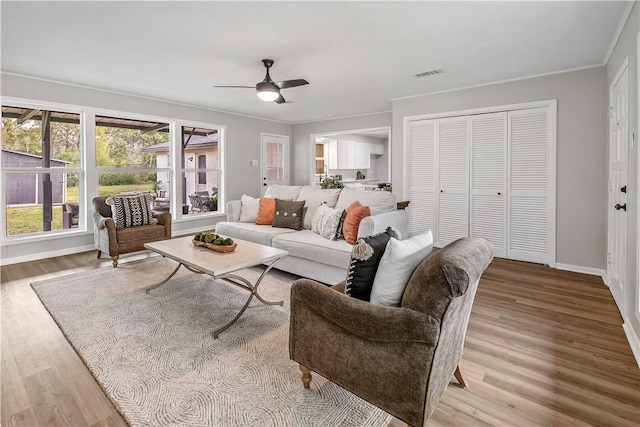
[92,212,112,230]
[358,209,409,240]
[291,278,439,344]
[226,200,242,222]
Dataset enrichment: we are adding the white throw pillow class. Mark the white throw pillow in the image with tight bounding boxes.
[311,203,344,240]
[239,194,259,222]
[369,231,433,307]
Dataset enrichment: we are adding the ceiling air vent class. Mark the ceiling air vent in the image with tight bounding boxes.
[414,69,443,78]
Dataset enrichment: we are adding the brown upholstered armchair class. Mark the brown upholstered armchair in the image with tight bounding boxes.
[289,237,494,427]
[92,196,172,267]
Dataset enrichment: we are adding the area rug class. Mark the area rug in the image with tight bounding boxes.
[31,257,390,427]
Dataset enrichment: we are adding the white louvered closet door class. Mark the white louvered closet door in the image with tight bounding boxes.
[508,107,553,264]
[437,117,469,247]
[470,112,507,257]
[407,120,436,237]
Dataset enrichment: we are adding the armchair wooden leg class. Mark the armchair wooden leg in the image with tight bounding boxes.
[299,364,312,389]
[96,250,102,259]
[111,256,119,268]
[454,364,467,388]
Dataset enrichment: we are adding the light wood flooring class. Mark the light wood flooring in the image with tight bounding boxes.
[2,252,639,426]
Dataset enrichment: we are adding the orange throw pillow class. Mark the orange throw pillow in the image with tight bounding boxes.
[342,201,371,244]
[255,197,276,225]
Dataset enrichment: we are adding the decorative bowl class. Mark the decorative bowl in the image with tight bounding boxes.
[193,239,237,253]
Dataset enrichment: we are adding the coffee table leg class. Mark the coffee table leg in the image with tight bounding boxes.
[144,262,183,294]
[213,257,285,338]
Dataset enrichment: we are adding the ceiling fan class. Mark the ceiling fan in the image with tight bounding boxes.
[215,59,309,104]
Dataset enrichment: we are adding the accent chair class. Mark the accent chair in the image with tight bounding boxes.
[92,196,172,267]
[289,237,494,427]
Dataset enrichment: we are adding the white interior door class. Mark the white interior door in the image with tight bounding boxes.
[507,107,552,265]
[470,112,507,258]
[261,134,289,195]
[608,59,629,312]
[407,119,437,238]
[437,117,469,247]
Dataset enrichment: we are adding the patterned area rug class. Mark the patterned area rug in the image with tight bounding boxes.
[31,257,390,427]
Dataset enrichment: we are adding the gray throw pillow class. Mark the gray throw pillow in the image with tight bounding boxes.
[272,198,305,230]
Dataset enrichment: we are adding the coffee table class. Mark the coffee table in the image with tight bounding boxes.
[144,235,289,338]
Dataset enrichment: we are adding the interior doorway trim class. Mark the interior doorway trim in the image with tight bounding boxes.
[308,126,392,185]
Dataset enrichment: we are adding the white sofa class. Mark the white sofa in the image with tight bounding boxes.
[215,185,408,284]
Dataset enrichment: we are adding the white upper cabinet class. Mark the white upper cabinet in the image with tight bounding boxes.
[327,140,370,169]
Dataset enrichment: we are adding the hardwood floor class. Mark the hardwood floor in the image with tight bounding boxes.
[2,253,639,426]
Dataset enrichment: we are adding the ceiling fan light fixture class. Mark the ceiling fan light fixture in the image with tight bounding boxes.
[256,82,280,102]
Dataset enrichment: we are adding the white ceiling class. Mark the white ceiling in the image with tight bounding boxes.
[1,1,630,124]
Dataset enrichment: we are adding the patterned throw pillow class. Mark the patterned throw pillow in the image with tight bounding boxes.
[311,203,344,240]
[344,227,394,301]
[107,194,154,230]
[272,199,305,230]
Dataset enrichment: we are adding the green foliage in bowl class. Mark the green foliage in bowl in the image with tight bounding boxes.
[194,232,234,245]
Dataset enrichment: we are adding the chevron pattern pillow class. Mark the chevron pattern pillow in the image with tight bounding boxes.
[106,194,154,230]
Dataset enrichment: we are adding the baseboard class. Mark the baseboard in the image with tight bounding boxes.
[622,321,640,369]
[0,244,95,266]
[555,263,606,278]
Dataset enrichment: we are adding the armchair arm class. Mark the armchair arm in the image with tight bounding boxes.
[358,209,408,240]
[153,212,172,238]
[291,278,439,344]
[92,211,112,230]
[226,200,242,222]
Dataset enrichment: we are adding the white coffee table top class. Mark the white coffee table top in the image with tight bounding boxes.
[145,235,288,277]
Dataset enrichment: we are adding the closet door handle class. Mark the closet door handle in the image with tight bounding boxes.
[614,203,627,211]
[497,192,501,195]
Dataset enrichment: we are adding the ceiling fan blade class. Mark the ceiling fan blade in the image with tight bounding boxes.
[274,94,286,104]
[214,85,255,89]
[275,79,309,89]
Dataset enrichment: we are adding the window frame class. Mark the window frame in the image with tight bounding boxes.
[1,99,85,242]
[1,97,227,246]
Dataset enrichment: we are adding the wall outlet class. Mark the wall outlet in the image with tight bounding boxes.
[250,160,259,166]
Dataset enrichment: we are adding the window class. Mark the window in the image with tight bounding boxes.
[95,115,170,213]
[197,154,207,185]
[1,105,82,237]
[182,126,220,215]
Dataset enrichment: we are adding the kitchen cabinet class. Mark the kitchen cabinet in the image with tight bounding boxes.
[327,140,370,169]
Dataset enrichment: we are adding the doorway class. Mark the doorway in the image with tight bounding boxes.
[608,57,630,313]
[261,133,289,195]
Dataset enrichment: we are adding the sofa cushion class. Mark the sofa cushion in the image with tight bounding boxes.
[335,188,396,215]
[215,221,297,246]
[273,199,305,230]
[272,230,353,269]
[115,224,166,244]
[296,186,342,229]
[265,185,303,200]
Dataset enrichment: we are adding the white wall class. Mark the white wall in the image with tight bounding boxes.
[0,74,292,264]
[392,67,608,272]
[291,112,392,185]
[606,2,640,366]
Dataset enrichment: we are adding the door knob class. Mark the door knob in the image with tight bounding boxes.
[621,185,627,193]
[263,183,267,186]
[614,203,627,211]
